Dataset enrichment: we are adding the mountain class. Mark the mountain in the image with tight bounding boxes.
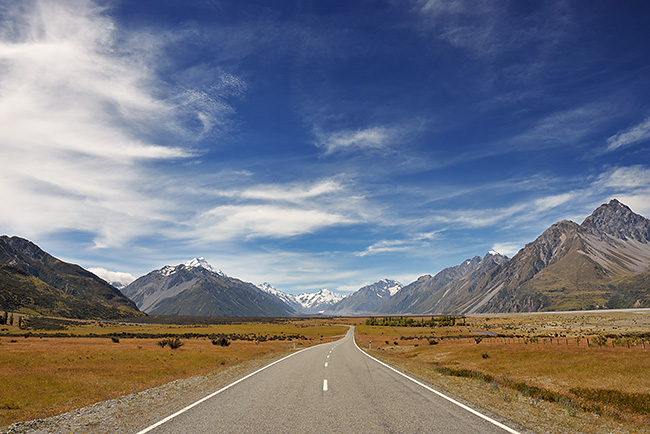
[325,279,403,315]
[375,252,508,314]
[122,259,297,317]
[0,236,142,319]
[295,289,345,314]
[257,282,305,313]
[463,199,650,313]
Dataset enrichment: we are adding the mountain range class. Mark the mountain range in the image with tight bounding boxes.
[324,279,402,315]
[121,259,296,317]
[2,199,649,319]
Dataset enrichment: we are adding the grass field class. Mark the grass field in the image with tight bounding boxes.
[0,318,347,427]
[355,309,650,433]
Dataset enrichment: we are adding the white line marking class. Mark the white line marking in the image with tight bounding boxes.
[353,332,522,434]
[324,362,328,367]
[323,379,328,391]
[326,354,330,358]
[135,343,331,434]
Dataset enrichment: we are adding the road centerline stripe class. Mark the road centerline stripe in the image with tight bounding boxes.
[134,337,344,434]
[323,379,328,391]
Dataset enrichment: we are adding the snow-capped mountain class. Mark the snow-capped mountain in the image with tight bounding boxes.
[295,289,345,314]
[325,279,403,315]
[257,282,304,312]
[184,257,226,276]
[122,258,296,317]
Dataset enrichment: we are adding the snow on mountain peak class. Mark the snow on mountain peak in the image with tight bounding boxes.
[184,257,225,276]
[159,265,177,277]
[296,288,345,310]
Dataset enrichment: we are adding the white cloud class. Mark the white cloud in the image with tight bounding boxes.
[193,205,352,241]
[605,117,650,152]
[597,166,650,189]
[88,267,136,286]
[0,0,243,247]
[490,242,522,257]
[533,193,576,211]
[221,179,344,203]
[357,239,412,257]
[315,126,398,155]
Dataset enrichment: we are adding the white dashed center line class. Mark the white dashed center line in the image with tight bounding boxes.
[324,362,328,367]
[323,379,328,391]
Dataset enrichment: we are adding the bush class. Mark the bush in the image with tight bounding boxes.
[111,336,120,343]
[158,337,184,349]
[211,336,230,347]
[474,336,483,344]
[481,352,489,359]
[429,339,439,345]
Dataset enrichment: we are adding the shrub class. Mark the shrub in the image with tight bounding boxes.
[158,337,184,349]
[111,336,120,343]
[474,336,483,344]
[211,336,230,347]
[481,352,489,359]
[429,339,439,345]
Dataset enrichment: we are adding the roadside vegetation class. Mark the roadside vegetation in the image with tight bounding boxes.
[355,310,650,434]
[0,316,346,427]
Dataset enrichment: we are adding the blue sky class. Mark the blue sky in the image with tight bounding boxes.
[1,0,650,294]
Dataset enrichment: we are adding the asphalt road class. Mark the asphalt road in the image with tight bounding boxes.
[137,327,528,434]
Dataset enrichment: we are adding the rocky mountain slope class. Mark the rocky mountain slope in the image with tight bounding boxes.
[325,279,402,315]
[0,236,142,319]
[122,259,297,317]
[375,252,508,314]
[465,199,650,313]
[257,282,305,313]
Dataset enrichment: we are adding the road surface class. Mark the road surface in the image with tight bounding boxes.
[137,327,529,434]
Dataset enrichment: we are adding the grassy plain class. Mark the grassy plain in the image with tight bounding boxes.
[0,318,347,427]
[355,309,650,433]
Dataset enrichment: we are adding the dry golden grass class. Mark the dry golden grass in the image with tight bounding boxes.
[0,321,347,427]
[355,310,650,433]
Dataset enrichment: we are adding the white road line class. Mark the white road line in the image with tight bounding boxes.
[324,362,328,367]
[353,335,522,434]
[323,379,328,391]
[326,354,330,358]
[135,344,324,434]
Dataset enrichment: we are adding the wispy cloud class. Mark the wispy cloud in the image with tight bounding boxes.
[0,0,243,247]
[605,116,650,153]
[314,126,400,155]
[219,179,344,203]
[192,205,352,241]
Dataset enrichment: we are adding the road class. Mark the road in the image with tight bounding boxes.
[137,327,529,434]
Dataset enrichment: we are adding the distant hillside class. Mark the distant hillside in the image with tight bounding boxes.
[122,259,297,317]
[0,236,142,319]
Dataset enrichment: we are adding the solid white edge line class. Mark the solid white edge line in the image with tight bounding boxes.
[353,331,522,434]
[134,342,327,434]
